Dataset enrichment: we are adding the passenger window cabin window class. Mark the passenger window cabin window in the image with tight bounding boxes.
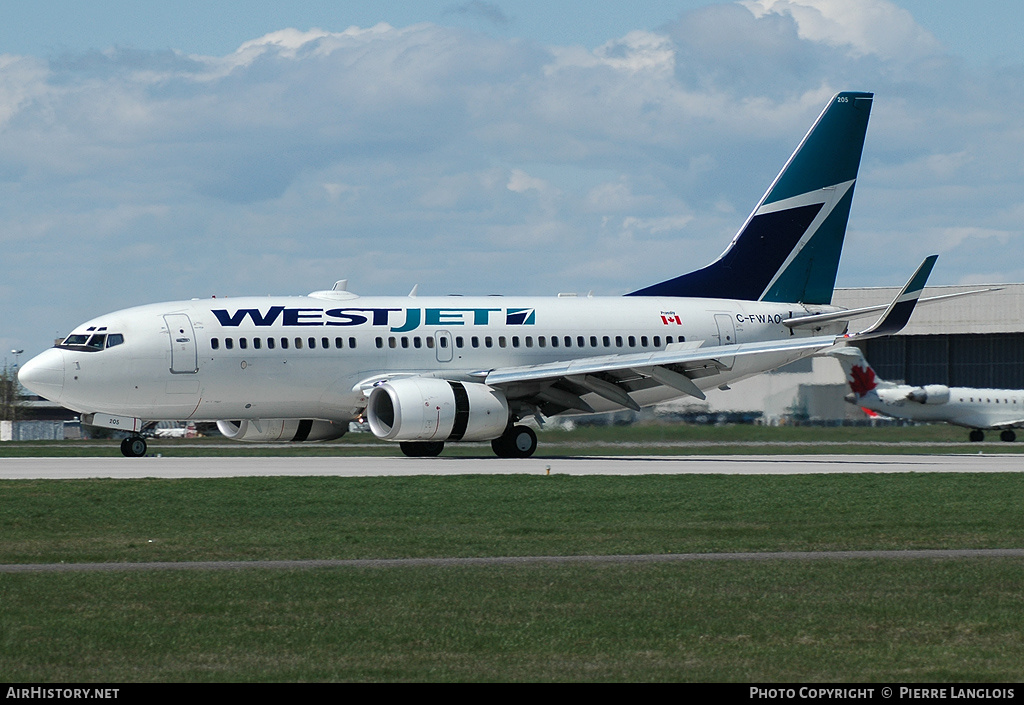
[239,338,248,349]
[603,336,610,347]
[225,338,234,350]
[526,337,533,348]
[485,336,493,348]
[335,337,343,349]
[538,337,546,348]
[628,336,636,347]
[376,337,384,349]
[349,337,357,349]
[414,337,422,349]
[654,336,661,347]
[577,336,585,348]
[267,338,275,350]
[211,338,220,350]
[322,337,330,349]
[550,336,557,348]
[590,336,598,348]
[512,336,520,348]
[253,338,262,349]
[281,338,289,349]
[499,336,507,348]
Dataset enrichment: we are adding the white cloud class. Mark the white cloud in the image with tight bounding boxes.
[741,0,945,61]
[507,169,548,193]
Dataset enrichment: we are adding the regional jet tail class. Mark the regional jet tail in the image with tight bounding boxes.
[20,91,940,458]
[830,347,1024,442]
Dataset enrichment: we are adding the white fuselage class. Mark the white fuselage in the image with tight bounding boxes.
[858,386,1024,430]
[21,292,839,423]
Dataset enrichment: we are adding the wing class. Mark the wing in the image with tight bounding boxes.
[474,335,841,415]
[989,419,1024,430]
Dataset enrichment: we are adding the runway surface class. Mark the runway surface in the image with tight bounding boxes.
[2,453,1022,479]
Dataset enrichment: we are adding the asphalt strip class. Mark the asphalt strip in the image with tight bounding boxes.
[3,549,1024,573]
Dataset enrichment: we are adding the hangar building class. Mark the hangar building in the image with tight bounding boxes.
[689,283,1024,423]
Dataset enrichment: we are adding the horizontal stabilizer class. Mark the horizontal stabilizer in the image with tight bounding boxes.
[847,255,937,339]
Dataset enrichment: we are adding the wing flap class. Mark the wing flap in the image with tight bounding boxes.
[481,335,840,393]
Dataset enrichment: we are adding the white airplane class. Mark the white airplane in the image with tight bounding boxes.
[18,91,941,458]
[831,346,1024,442]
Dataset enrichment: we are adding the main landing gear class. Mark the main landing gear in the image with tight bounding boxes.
[491,425,538,458]
[399,441,445,457]
[397,424,539,458]
[968,429,1017,442]
[120,436,148,457]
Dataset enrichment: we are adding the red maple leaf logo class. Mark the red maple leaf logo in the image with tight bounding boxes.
[849,364,877,396]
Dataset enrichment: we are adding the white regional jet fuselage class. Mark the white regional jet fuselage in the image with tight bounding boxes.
[831,347,1024,442]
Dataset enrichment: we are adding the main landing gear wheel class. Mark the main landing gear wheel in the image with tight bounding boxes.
[491,425,537,458]
[969,429,985,443]
[399,441,445,457]
[120,436,147,458]
[1001,430,1016,443]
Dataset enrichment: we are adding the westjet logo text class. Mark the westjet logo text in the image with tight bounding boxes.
[211,307,536,332]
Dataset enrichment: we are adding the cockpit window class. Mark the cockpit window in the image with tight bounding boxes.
[57,332,125,352]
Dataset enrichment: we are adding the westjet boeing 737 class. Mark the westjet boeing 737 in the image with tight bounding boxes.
[19,91,944,457]
[832,347,1024,442]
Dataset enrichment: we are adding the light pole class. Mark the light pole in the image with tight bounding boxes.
[11,350,24,422]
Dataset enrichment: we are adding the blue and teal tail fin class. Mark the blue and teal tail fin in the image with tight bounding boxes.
[628,91,873,304]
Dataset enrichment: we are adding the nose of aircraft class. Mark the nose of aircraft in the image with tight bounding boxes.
[17,348,65,402]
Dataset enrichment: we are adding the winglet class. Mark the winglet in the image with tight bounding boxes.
[848,255,937,339]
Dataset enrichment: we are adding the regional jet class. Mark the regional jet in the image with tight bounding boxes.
[19,91,940,457]
[831,347,1024,442]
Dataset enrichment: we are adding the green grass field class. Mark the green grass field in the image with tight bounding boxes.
[2,469,1024,681]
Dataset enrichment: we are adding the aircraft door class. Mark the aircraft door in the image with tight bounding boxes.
[435,330,454,363]
[714,314,737,346]
[165,314,198,374]
[714,313,737,371]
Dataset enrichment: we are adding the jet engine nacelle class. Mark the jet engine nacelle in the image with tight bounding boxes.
[216,418,347,442]
[906,385,951,405]
[367,378,509,442]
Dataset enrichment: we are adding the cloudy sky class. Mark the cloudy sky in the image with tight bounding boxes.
[4,0,1024,360]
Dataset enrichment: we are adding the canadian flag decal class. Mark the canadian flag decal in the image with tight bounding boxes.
[661,314,682,325]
